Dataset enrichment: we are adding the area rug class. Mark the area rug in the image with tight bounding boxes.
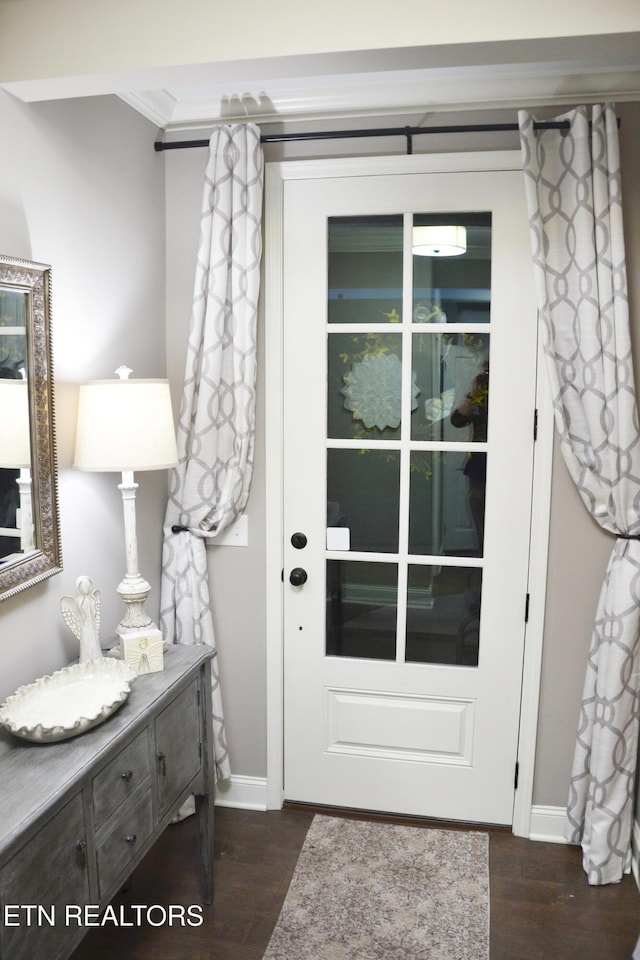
[262,814,489,960]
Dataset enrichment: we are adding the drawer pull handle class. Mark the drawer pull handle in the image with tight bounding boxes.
[75,839,87,868]
[157,751,166,777]
[121,770,134,783]
[124,834,137,846]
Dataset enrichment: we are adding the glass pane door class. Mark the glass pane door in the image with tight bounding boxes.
[326,212,491,667]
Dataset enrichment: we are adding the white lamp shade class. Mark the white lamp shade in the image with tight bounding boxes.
[74,379,178,472]
[412,225,467,257]
[0,379,30,468]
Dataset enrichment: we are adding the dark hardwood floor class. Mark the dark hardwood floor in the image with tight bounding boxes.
[71,805,639,959]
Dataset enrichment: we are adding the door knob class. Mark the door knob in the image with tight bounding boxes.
[289,567,308,586]
[291,532,308,549]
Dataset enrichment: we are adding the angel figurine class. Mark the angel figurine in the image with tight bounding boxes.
[61,576,103,662]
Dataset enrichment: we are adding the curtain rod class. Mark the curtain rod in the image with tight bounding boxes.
[154,119,575,155]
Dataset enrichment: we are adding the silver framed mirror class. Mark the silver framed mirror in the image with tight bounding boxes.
[0,255,62,601]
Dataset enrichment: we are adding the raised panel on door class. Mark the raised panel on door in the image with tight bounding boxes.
[282,161,538,823]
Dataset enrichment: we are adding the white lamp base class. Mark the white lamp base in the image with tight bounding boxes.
[115,470,160,640]
[115,572,157,638]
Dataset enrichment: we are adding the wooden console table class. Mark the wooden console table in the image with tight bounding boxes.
[0,644,215,960]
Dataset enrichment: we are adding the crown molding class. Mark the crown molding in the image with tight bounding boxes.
[120,59,640,134]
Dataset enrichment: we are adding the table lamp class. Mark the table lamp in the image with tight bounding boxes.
[73,366,178,640]
[0,378,34,552]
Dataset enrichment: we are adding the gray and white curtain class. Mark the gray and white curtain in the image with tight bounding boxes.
[161,124,264,781]
[519,104,640,884]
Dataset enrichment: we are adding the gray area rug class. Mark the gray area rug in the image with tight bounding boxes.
[263,814,489,960]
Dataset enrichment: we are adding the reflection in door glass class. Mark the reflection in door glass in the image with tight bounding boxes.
[328,216,404,325]
[411,332,490,442]
[327,449,400,553]
[406,564,481,666]
[411,331,489,557]
[328,332,403,441]
[327,560,397,660]
[409,450,486,558]
[412,213,491,325]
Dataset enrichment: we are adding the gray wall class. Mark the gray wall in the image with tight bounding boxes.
[0,91,167,703]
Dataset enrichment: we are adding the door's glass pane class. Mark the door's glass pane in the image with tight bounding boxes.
[412,212,491,325]
[327,449,400,553]
[328,215,404,324]
[411,332,490,443]
[406,564,481,666]
[327,560,397,660]
[409,450,486,558]
[328,332,403,440]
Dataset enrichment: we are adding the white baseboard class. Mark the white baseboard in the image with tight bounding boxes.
[212,789,574,846]
[529,805,570,843]
[214,775,268,811]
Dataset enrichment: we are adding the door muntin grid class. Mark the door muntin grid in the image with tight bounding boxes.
[326,212,490,667]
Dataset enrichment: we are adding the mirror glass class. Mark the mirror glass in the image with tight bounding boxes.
[0,290,30,559]
[0,256,61,600]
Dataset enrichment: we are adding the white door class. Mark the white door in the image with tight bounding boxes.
[281,157,538,824]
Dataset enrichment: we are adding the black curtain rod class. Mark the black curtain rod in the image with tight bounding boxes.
[154,119,573,154]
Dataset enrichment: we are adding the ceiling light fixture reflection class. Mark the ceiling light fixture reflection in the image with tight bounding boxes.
[412,225,467,257]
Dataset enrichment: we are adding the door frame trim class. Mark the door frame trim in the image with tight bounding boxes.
[264,151,553,836]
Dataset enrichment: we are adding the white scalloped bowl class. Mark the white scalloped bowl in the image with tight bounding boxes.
[0,659,137,743]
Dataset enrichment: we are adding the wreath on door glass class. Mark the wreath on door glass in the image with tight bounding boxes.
[341,353,420,431]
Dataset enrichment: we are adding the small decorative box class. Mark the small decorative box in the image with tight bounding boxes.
[121,628,164,675]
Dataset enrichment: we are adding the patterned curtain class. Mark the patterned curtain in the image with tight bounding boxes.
[519,104,640,884]
[160,124,264,781]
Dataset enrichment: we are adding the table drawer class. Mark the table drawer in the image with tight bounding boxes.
[92,729,151,828]
[96,787,153,896]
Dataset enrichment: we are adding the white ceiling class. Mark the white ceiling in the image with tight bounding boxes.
[3,34,639,136]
